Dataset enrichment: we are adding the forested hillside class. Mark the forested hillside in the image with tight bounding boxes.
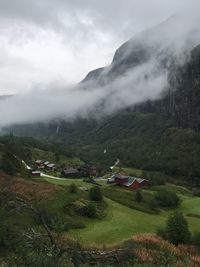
[4,20,200,183]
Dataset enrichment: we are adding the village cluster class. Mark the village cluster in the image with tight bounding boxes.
[30,160,149,190]
[30,159,98,178]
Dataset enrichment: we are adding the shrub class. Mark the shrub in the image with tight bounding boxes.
[86,203,97,218]
[166,212,191,245]
[89,186,103,201]
[69,183,77,193]
[155,189,180,207]
[135,190,143,202]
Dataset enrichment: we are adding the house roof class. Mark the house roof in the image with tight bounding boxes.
[63,167,79,174]
[47,163,55,168]
[35,160,43,164]
[124,177,149,187]
[31,170,41,174]
[124,177,136,186]
[113,173,149,187]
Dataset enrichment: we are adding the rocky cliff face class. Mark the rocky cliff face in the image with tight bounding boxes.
[133,44,200,130]
[80,15,200,130]
[82,15,200,86]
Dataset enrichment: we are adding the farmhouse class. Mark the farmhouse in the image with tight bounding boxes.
[46,163,56,171]
[30,170,41,177]
[108,173,149,189]
[81,164,99,177]
[35,160,43,165]
[35,160,45,169]
[61,167,81,178]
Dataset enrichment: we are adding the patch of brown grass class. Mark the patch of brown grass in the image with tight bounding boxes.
[0,171,61,201]
[134,248,155,263]
[132,234,181,256]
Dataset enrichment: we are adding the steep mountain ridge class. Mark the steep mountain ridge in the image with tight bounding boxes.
[3,17,200,180]
[81,15,199,86]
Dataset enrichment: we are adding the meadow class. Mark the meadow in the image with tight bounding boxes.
[40,176,200,245]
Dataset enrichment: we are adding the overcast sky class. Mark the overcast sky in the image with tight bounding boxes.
[0,0,199,94]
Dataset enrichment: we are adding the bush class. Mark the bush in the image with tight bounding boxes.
[86,203,97,218]
[89,186,103,201]
[69,183,77,193]
[135,190,143,202]
[155,189,180,207]
[166,212,191,245]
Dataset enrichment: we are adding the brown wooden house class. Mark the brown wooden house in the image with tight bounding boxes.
[109,173,149,190]
[61,167,81,178]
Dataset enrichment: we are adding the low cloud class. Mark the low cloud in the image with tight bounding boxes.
[0,59,172,128]
[0,12,200,129]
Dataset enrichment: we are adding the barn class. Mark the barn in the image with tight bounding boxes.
[109,173,149,190]
[124,177,149,189]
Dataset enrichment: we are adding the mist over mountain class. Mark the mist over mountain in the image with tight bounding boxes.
[1,14,200,129]
[2,2,200,265]
[81,15,200,85]
[2,14,200,179]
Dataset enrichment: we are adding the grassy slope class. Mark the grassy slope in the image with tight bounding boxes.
[69,198,166,245]
[38,177,200,245]
[39,177,92,188]
[69,197,200,245]
[70,198,200,247]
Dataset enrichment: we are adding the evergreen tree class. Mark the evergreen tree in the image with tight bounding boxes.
[1,150,20,176]
[166,212,191,245]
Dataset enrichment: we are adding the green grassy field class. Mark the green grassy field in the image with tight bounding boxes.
[69,198,166,245]
[40,176,200,245]
[179,196,200,216]
[39,177,91,187]
[69,198,200,245]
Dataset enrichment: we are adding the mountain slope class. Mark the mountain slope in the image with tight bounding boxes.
[4,18,200,181]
